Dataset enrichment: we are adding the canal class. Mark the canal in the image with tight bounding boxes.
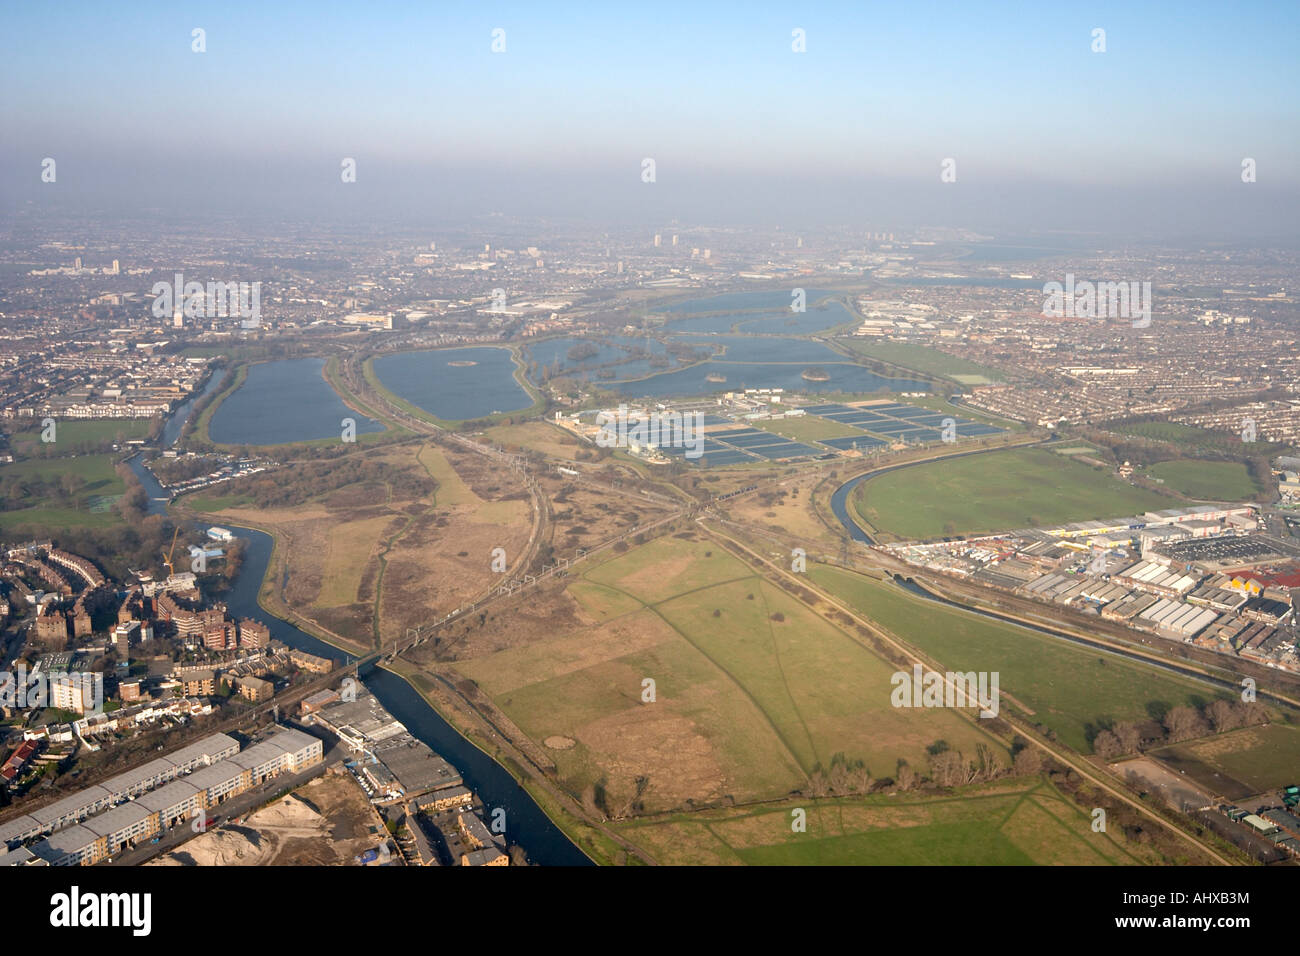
[125,418,593,865]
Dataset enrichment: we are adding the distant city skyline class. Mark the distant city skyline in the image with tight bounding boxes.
[2,1,1297,237]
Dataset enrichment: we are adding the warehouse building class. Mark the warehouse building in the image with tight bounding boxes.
[1114,560,1201,598]
[1185,577,1251,612]
[1241,596,1293,626]
[1100,592,1159,621]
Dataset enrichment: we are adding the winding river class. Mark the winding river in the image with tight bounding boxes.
[124,444,592,865]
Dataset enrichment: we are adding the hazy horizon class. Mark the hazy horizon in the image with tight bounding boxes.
[2,1,1298,239]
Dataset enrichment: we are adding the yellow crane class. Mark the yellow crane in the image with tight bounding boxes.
[161,527,180,578]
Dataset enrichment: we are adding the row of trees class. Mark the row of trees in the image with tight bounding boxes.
[1091,698,1269,760]
[803,740,1049,799]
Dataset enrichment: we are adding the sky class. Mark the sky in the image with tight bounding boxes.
[1,1,1297,237]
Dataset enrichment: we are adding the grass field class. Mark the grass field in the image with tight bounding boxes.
[455,534,1007,815]
[7,419,152,457]
[1143,459,1260,501]
[1114,422,1213,444]
[616,776,1153,865]
[416,444,479,507]
[317,515,394,606]
[187,492,254,512]
[809,565,1225,754]
[836,338,1005,383]
[852,446,1172,539]
[0,453,128,532]
[482,421,583,460]
[1152,723,1300,796]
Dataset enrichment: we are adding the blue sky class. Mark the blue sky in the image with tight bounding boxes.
[1,1,1296,230]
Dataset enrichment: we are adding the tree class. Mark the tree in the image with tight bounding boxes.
[1113,722,1142,755]
[808,767,830,798]
[929,750,967,788]
[895,760,917,792]
[1093,730,1122,760]
[1012,747,1042,776]
[1163,706,1203,743]
[60,473,86,505]
[1233,699,1270,727]
[1205,699,1237,734]
[827,754,851,794]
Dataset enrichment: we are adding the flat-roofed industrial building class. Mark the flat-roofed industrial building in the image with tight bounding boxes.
[1,729,320,863]
[0,814,42,849]
[228,727,322,785]
[99,757,181,802]
[30,825,105,866]
[186,761,247,807]
[81,802,156,855]
[135,779,202,828]
[166,732,240,773]
[28,785,113,833]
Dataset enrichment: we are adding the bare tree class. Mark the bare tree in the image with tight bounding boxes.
[1163,706,1204,743]
[1233,700,1270,727]
[929,751,967,788]
[895,760,917,792]
[1093,730,1122,760]
[809,767,830,798]
[1205,699,1237,734]
[1113,722,1142,755]
[828,754,851,794]
[1012,747,1042,776]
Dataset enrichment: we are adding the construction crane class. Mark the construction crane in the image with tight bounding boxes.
[161,527,180,578]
